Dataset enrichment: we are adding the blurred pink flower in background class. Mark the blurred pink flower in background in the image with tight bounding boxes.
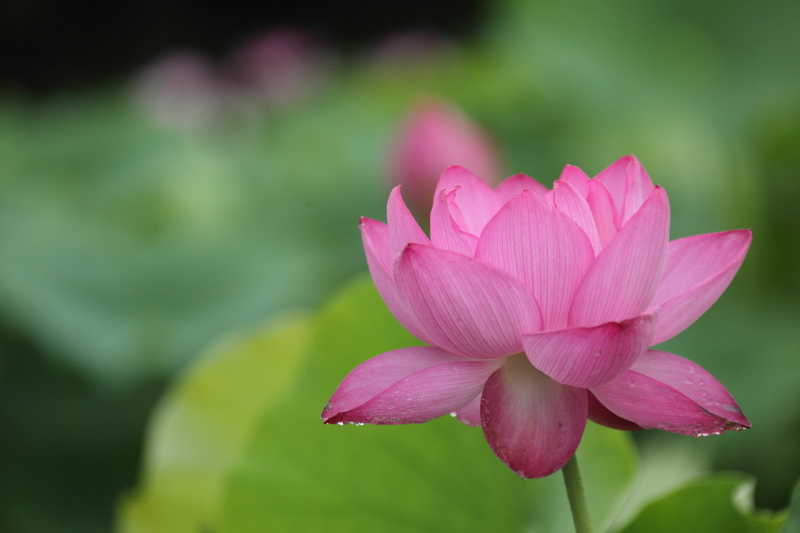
[390,99,501,216]
[133,52,234,130]
[324,156,751,478]
[367,31,459,67]
[226,29,333,106]
[133,29,332,129]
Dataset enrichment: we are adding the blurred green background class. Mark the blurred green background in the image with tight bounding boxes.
[1,0,799,531]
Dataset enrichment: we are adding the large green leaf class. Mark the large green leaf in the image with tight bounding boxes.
[616,475,787,533]
[118,311,312,533]
[783,480,800,533]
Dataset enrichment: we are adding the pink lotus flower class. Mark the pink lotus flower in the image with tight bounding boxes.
[389,100,501,216]
[323,156,751,478]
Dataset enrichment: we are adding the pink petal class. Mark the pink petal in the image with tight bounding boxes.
[594,155,655,224]
[559,165,590,198]
[587,391,642,431]
[322,346,502,425]
[650,230,752,344]
[494,173,550,203]
[586,180,619,247]
[433,166,504,236]
[387,185,430,256]
[630,350,750,428]
[454,393,482,426]
[394,244,542,358]
[361,216,394,269]
[477,190,594,330]
[553,180,602,254]
[430,188,478,256]
[481,354,588,478]
[569,186,670,327]
[522,311,657,389]
[591,350,749,436]
[361,218,433,344]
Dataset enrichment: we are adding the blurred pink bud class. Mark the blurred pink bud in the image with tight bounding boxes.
[133,52,233,130]
[226,29,333,106]
[367,31,459,67]
[390,100,501,214]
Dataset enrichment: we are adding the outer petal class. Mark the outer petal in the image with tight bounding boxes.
[587,392,642,431]
[569,186,670,327]
[434,165,504,236]
[586,180,619,247]
[559,165,590,198]
[522,311,657,389]
[553,179,602,254]
[594,155,655,224]
[481,354,588,478]
[650,230,752,344]
[430,188,478,256]
[322,346,502,424]
[361,218,433,344]
[630,350,749,427]
[591,350,749,436]
[494,173,550,203]
[477,190,594,330]
[394,244,542,358]
[387,185,430,256]
[454,393,482,427]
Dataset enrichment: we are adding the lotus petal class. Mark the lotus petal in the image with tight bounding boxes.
[361,218,433,344]
[434,165,504,236]
[553,179,602,254]
[523,311,657,388]
[650,230,752,344]
[430,188,478,256]
[394,244,542,358]
[591,350,749,435]
[494,173,550,203]
[323,346,502,424]
[586,179,619,247]
[481,354,587,478]
[477,190,594,330]
[569,187,669,327]
[559,165,590,198]
[594,155,655,224]
[587,391,642,431]
[387,185,430,256]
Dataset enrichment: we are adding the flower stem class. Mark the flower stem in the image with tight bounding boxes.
[562,454,593,533]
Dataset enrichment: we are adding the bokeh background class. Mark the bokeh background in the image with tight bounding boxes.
[1,0,799,531]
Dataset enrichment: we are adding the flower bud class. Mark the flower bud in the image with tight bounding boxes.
[389,99,501,215]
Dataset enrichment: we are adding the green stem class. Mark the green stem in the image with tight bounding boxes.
[562,454,593,533]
